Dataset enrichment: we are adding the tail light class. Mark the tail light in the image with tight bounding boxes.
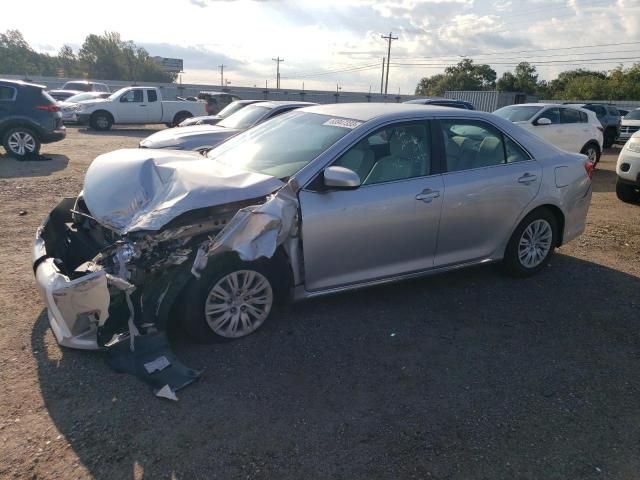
[584,161,594,179]
[597,126,604,132]
[35,104,60,113]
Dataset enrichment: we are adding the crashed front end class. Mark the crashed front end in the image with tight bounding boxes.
[32,195,244,350]
[32,148,298,353]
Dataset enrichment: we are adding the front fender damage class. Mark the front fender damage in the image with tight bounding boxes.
[33,182,300,400]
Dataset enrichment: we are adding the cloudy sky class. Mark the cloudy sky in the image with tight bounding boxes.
[2,0,640,93]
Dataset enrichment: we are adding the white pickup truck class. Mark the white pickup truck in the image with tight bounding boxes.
[75,86,207,131]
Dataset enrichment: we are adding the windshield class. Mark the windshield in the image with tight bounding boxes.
[66,92,101,103]
[494,105,544,122]
[218,105,270,129]
[207,111,358,178]
[108,87,129,101]
[218,101,250,119]
[625,110,640,120]
[63,82,91,92]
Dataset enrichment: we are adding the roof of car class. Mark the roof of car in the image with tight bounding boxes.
[0,78,46,89]
[253,101,317,109]
[300,102,486,121]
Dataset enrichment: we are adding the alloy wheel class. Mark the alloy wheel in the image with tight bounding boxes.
[585,147,598,164]
[204,270,273,338]
[518,219,553,269]
[8,131,36,156]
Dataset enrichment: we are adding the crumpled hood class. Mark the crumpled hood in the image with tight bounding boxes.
[82,148,285,234]
[139,124,240,149]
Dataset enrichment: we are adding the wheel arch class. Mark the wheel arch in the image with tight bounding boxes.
[172,110,193,125]
[90,109,114,123]
[524,204,565,247]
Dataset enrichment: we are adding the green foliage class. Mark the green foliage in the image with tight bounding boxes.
[497,62,538,95]
[418,61,640,100]
[415,58,496,96]
[0,30,177,83]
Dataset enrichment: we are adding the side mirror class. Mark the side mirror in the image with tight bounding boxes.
[323,166,361,189]
[536,117,551,126]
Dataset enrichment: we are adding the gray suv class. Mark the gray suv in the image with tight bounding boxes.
[565,103,621,148]
[0,79,66,159]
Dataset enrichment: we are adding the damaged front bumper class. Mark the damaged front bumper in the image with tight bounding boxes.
[33,200,111,350]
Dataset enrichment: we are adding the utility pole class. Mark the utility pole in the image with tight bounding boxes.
[272,57,284,89]
[380,57,385,94]
[381,32,398,95]
[218,64,224,88]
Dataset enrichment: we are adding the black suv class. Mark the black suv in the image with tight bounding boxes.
[565,102,621,148]
[403,98,476,110]
[0,79,66,159]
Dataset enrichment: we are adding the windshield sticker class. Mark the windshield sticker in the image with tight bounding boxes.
[323,118,363,129]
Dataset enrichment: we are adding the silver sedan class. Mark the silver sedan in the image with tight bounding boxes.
[33,103,592,348]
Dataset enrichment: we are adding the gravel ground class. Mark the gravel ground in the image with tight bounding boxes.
[0,127,639,480]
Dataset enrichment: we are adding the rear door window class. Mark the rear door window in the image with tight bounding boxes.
[0,86,16,101]
[147,90,158,102]
[440,120,507,172]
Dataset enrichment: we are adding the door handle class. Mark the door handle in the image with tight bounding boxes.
[518,173,537,185]
[415,189,440,203]
[139,105,147,107]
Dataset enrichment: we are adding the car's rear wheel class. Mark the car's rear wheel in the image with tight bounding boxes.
[181,256,283,343]
[89,112,113,131]
[3,127,41,159]
[616,181,639,203]
[581,142,600,166]
[503,208,557,276]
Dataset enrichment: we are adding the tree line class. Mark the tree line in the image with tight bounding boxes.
[0,30,177,83]
[414,58,640,101]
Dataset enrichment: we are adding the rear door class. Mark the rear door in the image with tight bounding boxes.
[117,89,146,122]
[298,120,444,291]
[0,84,17,120]
[145,89,162,122]
[434,118,541,267]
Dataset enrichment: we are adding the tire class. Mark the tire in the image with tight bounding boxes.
[2,127,41,159]
[181,255,286,343]
[580,142,600,166]
[172,112,192,127]
[503,208,558,277]
[616,181,639,203]
[603,128,616,148]
[89,111,113,131]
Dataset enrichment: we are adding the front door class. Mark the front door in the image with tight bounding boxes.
[117,89,146,122]
[435,118,542,266]
[299,121,444,292]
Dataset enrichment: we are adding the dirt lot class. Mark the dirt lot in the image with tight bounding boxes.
[0,126,639,480]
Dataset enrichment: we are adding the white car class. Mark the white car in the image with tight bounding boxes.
[619,108,640,143]
[57,92,111,123]
[494,103,603,165]
[616,131,640,203]
[75,86,206,130]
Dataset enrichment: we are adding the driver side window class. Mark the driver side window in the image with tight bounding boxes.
[538,108,560,124]
[333,122,431,186]
[120,90,143,103]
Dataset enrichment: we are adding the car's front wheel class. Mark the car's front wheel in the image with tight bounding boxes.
[182,256,283,343]
[3,127,41,159]
[89,112,113,131]
[503,208,557,276]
